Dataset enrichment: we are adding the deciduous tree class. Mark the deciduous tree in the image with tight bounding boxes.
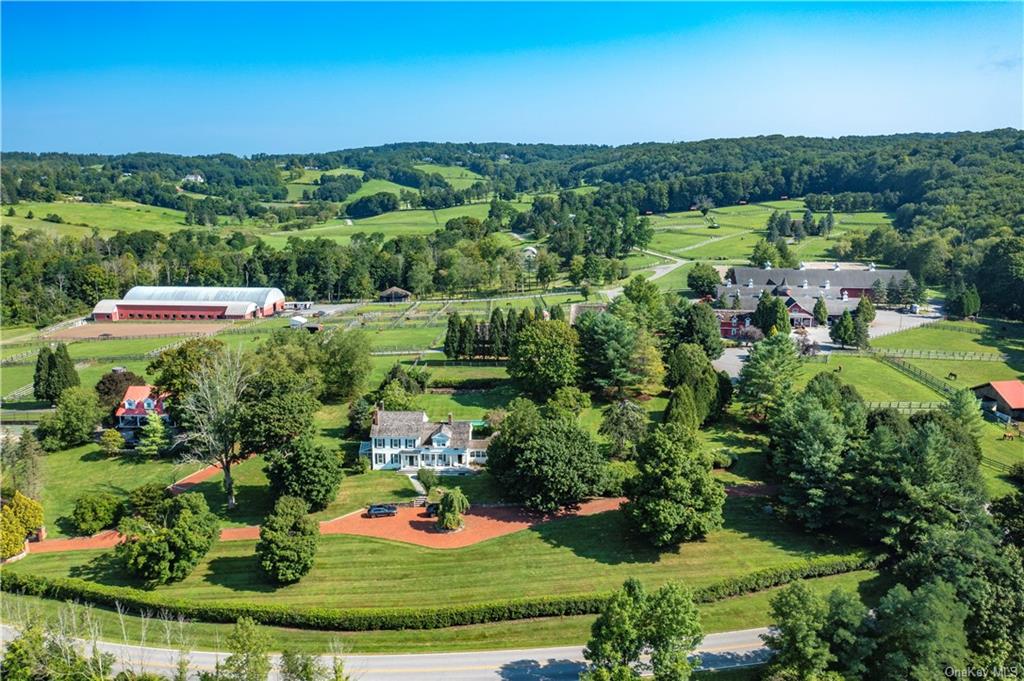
[508,320,581,399]
[256,495,319,584]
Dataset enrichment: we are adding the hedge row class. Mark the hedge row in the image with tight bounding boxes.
[2,554,881,631]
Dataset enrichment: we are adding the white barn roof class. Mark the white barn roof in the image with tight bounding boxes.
[123,286,284,308]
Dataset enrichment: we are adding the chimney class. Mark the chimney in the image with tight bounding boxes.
[824,279,830,290]
[868,262,876,272]
[747,278,754,288]
[372,407,380,426]
[842,291,849,301]
[448,412,453,425]
[802,279,808,289]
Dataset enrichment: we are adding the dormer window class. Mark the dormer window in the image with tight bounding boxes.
[125,399,136,409]
[143,398,155,410]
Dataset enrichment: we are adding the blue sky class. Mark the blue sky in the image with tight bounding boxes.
[2,2,1021,154]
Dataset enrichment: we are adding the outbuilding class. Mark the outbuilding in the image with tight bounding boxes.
[973,380,1024,420]
[92,286,285,321]
[379,286,413,303]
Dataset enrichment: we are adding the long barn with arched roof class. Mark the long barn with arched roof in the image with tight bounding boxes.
[92,286,285,321]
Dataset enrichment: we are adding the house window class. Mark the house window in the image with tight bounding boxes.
[374,453,384,464]
[390,454,399,464]
[404,438,416,448]
[390,438,401,449]
[374,438,384,448]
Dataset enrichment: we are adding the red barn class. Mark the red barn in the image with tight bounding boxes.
[92,286,285,321]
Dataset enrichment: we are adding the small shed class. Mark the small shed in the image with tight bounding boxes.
[973,380,1024,420]
[289,315,308,328]
[379,286,413,303]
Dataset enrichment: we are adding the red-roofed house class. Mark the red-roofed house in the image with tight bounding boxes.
[115,385,170,430]
[972,380,1024,420]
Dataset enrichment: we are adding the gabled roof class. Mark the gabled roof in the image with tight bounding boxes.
[729,267,908,290]
[114,385,167,417]
[974,380,1024,410]
[380,286,412,296]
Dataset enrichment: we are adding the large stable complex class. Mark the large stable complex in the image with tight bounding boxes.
[92,286,286,321]
[714,264,910,336]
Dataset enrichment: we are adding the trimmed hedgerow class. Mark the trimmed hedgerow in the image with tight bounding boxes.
[1,554,881,631]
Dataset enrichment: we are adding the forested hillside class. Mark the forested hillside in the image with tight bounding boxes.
[3,129,1024,324]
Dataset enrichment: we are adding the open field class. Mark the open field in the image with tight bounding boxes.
[1,569,882,654]
[7,496,865,610]
[874,319,1024,358]
[1,200,199,237]
[977,420,1024,497]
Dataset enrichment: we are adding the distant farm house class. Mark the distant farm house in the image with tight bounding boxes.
[182,172,205,184]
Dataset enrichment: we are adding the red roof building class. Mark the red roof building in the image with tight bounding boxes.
[972,380,1024,420]
[115,385,169,429]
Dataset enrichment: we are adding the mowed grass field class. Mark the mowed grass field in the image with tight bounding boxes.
[1,569,882,654]
[1,569,883,654]
[8,496,865,610]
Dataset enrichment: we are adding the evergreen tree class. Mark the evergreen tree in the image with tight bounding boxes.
[677,302,724,360]
[871,278,887,304]
[444,311,463,359]
[624,424,725,546]
[887,276,902,306]
[853,316,871,349]
[802,208,815,236]
[436,487,470,530]
[32,346,52,402]
[489,308,507,358]
[813,296,828,326]
[599,398,648,459]
[830,310,857,348]
[762,581,833,679]
[256,495,319,584]
[49,342,79,395]
[136,411,170,458]
[944,387,984,447]
[737,332,800,420]
[459,316,477,359]
[856,294,876,323]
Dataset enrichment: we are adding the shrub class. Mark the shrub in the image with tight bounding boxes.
[711,450,734,469]
[0,506,26,559]
[36,386,102,451]
[256,496,319,584]
[8,491,44,533]
[116,493,218,585]
[124,483,170,524]
[70,492,121,535]
[99,428,126,456]
[599,461,638,497]
[416,467,440,493]
[350,456,371,474]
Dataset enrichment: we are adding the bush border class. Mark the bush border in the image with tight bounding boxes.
[1,554,881,631]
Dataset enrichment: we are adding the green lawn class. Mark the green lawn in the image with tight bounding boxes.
[39,444,203,537]
[7,497,865,611]
[797,355,944,402]
[649,231,709,254]
[190,456,274,528]
[415,384,521,421]
[366,326,443,351]
[0,569,882,654]
[428,470,503,505]
[903,359,1021,390]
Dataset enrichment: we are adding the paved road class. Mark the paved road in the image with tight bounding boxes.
[1,625,770,680]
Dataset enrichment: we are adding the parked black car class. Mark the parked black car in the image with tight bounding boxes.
[424,502,440,518]
[366,504,398,518]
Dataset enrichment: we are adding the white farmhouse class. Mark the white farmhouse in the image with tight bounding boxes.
[364,411,490,470]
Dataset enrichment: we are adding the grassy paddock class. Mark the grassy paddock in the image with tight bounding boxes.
[797,355,943,402]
